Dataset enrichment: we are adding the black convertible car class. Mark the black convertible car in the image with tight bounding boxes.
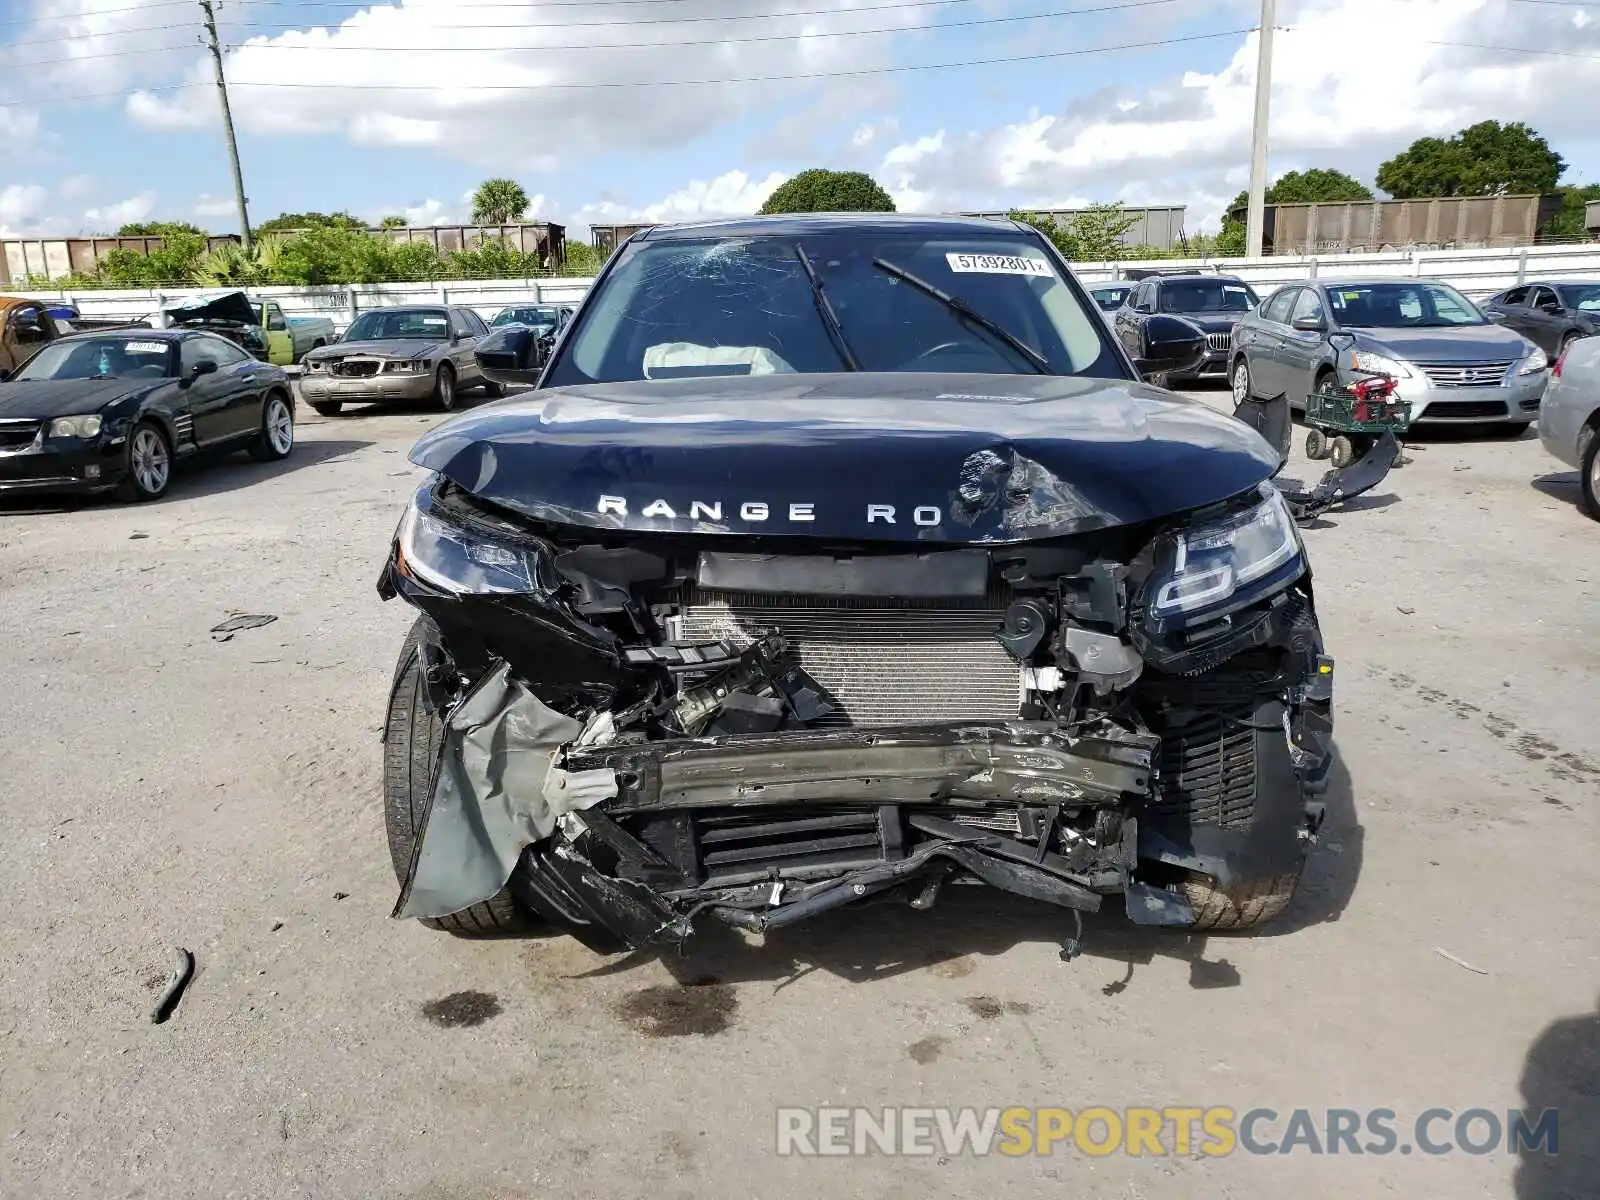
[0,328,295,502]
[378,214,1335,953]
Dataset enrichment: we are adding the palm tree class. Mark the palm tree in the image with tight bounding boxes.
[471,178,530,226]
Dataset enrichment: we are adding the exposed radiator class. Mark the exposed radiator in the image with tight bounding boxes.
[677,588,1022,727]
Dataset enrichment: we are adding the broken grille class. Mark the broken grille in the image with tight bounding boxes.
[677,588,1021,727]
[331,359,381,378]
[0,420,41,452]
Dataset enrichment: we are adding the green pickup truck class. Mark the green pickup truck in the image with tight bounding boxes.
[159,291,335,366]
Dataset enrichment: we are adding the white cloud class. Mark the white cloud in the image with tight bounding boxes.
[193,194,237,218]
[82,192,157,230]
[58,174,94,199]
[559,169,786,236]
[0,184,51,235]
[870,0,1600,227]
[122,0,933,170]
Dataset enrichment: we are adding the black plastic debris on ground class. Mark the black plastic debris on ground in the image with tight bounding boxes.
[211,614,278,642]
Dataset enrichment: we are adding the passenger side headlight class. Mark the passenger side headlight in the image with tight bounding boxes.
[1349,350,1411,379]
[384,360,429,374]
[395,494,547,594]
[48,415,103,439]
[1518,346,1548,375]
[1141,487,1304,630]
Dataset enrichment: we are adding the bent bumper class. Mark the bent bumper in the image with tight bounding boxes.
[0,438,124,495]
[300,371,436,403]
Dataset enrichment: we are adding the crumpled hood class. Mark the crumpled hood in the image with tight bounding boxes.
[1354,325,1536,362]
[162,290,256,327]
[307,338,441,362]
[0,378,153,419]
[408,372,1280,543]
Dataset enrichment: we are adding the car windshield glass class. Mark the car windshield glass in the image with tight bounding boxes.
[491,306,560,329]
[546,231,1114,384]
[1090,287,1130,311]
[1324,283,1484,328]
[1158,280,1258,313]
[343,309,451,340]
[13,336,175,381]
[1557,284,1600,313]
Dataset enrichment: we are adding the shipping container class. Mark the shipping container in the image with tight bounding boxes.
[960,206,1189,250]
[1229,194,1566,255]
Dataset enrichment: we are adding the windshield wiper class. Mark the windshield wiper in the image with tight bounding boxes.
[873,257,1052,374]
[795,244,860,371]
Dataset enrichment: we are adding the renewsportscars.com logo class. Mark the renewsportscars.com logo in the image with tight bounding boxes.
[775,1106,1561,1158]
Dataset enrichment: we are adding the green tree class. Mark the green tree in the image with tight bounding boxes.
[1225,168,1373,219]
[99,228,208,285]
[115,220,207,238]
[758,169,895,215]
[266,225,394,284]
[255,211,365,236]
[562,240,605,275]
[449,236,543,278]
[1376,121,1565,198]
[1543,183,1600,241]
[379,214,409,229]
[1010,204,1138,261]
[472,178,531,225]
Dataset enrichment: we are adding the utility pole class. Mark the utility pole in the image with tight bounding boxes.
[1244,0,1276,259]
[199,0,252,249]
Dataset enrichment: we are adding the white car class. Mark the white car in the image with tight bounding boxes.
[1538,334,1600,520]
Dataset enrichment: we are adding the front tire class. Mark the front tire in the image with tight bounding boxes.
[1182,871,1301,931]
[1304,428,1329,460]
[116,421,173,502]
[434,364,458,411]
[1329,435,1355,468]
[248,391,295,462]
[383,621,540,937]
[1230,356,1252,404]
[1581,427,1600,521]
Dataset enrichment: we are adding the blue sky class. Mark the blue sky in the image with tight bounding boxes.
[5,0,1600,240]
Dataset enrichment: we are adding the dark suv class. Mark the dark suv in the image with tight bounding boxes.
[1113,273,1260,383]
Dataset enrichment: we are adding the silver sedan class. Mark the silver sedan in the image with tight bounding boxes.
[1538,333,1600,520]
[1230,279,1548,432]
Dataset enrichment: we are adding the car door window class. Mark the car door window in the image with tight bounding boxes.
[1290,288,1325,326]
[1529,285,1560,313]
[1133,282,1154,313]
[450,309,477,339]
[1263,288,1297,324]
[182,335,249,374]
[1499,286,1529,308]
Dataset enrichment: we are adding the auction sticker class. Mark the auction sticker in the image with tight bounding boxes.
[946,252,1053,277]
[124,341,169,354]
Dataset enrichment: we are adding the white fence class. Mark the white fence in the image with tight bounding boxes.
[19,241,1600,331]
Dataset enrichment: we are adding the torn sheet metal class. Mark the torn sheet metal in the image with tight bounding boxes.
[405,372,1279,544]
[394,662,617,921]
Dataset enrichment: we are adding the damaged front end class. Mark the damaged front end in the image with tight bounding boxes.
[378,472,1333,951]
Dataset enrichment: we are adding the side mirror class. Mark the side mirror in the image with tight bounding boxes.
[1291,315,1326,333]
[474,324,542,387]
[1485,310,1506,323]
[1133,315,1206,382]
[189,359,219,382]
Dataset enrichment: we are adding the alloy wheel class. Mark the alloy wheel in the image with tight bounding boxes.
[131,427,170,495]
[266,397,294,455]
[1231,359,1251,403]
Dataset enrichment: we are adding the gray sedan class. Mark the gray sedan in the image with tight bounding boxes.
[1229,279,1548,431]
[300,305,501,416]
[1538,333,1600,520]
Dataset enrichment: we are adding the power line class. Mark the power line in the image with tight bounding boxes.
[0,0,193,29]
[6,0,1182,67]
[1,0,981,47]
[4,23,190,50]
[1426,38,1600,59]
[0,26,1253,107]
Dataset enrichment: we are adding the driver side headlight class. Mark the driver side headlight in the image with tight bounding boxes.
[1141,487,1305,630]
[395,492,549,594]
[1348,349,1412,379]
[48,414,103,439]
